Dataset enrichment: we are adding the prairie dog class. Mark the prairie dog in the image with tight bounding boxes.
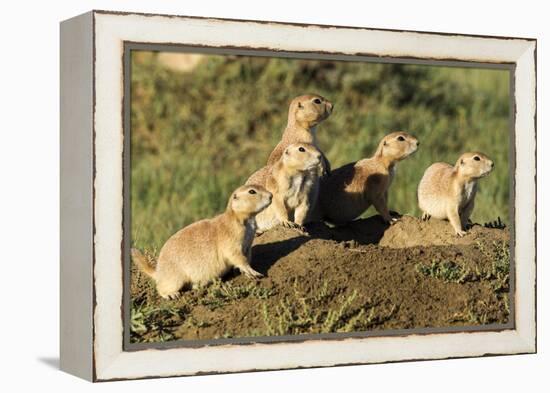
[131,185,272,299]
[417,152,494,237]
[247,143,322,233]
[318,131,419,225]
[266,94,333,174]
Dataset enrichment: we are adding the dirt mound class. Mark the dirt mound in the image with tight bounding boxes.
[264,214,508,248]
[130,216,510,343]
[379,215,508,248]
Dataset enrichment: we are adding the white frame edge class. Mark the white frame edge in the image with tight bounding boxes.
[60,11,94,381]
[84,11,536,381]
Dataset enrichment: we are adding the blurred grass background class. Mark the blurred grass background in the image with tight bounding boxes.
[131,51,511,253]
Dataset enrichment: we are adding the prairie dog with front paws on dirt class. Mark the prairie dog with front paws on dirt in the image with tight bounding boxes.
[131,185,272,299]
[246,143,322,233]
[266,94,333,174]
[417,152,494,237]
[318,131,419,225]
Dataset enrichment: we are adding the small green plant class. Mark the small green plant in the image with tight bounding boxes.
[261,281,396,336]
[130,307,148,334]
[448,299,501,325]
[449,309,490,325]
[314,280,331,302]
[476,240,510,292]
[503,293,510,316]
[415,260,468,283]
[199,279,275,310]
[321,290,359,332]
[181,317,211,329]
[130,302,184,343]
[416,241,510,293]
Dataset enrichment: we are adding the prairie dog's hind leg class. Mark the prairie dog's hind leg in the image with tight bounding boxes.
[156,275,188,299]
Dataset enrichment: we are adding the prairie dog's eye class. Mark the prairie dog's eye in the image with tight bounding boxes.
[397,136,405,141]
[313,98,322,104]
[298,147,306,152]
[248,189,256,195]
[473,156,481,161]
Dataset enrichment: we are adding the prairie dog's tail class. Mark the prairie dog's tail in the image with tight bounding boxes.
[131,248,156,278]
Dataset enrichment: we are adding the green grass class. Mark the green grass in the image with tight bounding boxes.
[198,279,276,310]
[130,278,277,342]
[130,302,185,342]
[415,240,510,292]
[131,51,511,253]
[415,260,468,283]
[258,280,396,336]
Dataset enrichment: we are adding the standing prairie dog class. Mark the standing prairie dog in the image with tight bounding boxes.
[246,143,322,233]
[131,185,272,299]
[318,131,419,225]
[417,152,494,237]
[266,94,333,174]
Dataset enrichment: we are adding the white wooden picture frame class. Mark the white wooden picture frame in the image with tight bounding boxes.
[60,10,536,382]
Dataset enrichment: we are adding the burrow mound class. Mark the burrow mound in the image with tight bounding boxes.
[130,215,510,342]
[255,214,509,250]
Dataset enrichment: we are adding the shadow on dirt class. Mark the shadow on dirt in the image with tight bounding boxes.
[326,215,391,245]
[252,235,311,275]
[301,214,391,245]
[249,215,391,276]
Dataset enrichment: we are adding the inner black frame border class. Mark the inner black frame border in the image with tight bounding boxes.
[122,42,517,352]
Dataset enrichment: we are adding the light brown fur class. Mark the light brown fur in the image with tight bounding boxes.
[417,152,494,237]
[265,94,333,174]
[318,131,419,225]
[246,165,269,188]
[247,143,322,233]
[131,185,272,299]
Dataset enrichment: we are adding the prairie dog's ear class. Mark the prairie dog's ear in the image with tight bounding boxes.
[297,102,303,109]
[383,140,387,146]
[460,159,465,165]
[233,193,238,199]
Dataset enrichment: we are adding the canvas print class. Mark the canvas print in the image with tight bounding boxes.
[128,50,511,344]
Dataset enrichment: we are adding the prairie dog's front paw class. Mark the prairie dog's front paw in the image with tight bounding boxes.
[280,220,292,228]
[281,221,302,229]
[293,223,307,232]
[455,229,467,237]
[246,269,263,279]
[381,215,398,225]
